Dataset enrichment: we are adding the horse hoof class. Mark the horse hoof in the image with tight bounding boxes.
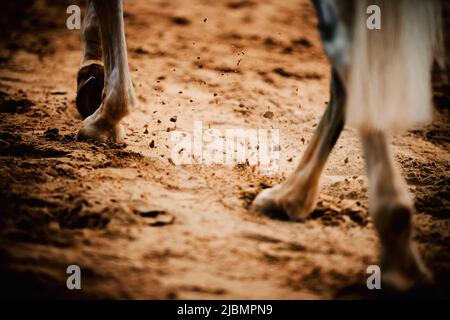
[76,63,104,119]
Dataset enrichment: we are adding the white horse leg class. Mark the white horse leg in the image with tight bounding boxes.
[76,0,104,119]
[360,130,432,290]
[77,0,135,144]
[252,70,345,220]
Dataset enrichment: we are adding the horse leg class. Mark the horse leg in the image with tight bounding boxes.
[360,130,432,290]
[76,0,104,119]
[77,0,135,144]
[252,69,345,220]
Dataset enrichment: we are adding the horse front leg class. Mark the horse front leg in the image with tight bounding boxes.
[76,0,104,119]
[77,0,136,144]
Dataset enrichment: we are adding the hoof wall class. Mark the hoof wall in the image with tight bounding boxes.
[76,63,104,119]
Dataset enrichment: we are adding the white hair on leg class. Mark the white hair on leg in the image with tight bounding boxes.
[345,0,443,132]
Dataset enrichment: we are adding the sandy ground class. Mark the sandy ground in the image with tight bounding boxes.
[0,0,449,299]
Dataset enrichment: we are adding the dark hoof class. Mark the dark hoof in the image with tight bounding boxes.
[76,63,104,119]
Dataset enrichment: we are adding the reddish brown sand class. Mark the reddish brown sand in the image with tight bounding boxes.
[0,0,449,299]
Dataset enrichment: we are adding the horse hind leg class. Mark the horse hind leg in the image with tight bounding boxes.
[252,0,348,220]
[251,69,345,220]
[360,131,432,291]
